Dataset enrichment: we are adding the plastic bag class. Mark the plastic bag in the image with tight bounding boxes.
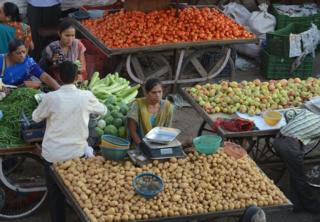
[289,23,320,58]
[247,3,276,36]
[223,2,251,26]
[233,43,261,59]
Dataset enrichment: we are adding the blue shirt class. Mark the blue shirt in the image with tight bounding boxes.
[0,54,44,86]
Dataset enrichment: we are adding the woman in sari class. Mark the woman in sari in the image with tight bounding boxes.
[0,2,33,54]
[0,39,59,90]
[127,78,174,146]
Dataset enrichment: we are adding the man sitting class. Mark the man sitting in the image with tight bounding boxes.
[273,108,320,213]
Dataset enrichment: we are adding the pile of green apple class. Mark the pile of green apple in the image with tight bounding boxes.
[186,77,320,115]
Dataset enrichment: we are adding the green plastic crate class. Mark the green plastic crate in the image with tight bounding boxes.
[266,23,313,57]
[261,49,314,79]
[270,4,320,29]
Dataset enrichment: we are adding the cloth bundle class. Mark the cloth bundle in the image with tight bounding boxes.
[212,118,254,132]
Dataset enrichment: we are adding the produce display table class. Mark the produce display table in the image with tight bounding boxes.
[72,5,258,88]
[51,154,292,222]
[0,144,37,155]
[180,87,320,182]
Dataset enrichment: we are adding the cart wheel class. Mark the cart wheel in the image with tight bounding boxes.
[0,154,47,219]
[244,137,285,183]
[126,53,173,95]
[3,156,26,176]
[179,47,232,85]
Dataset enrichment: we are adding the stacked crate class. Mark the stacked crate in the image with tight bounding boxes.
[261,4,320,79]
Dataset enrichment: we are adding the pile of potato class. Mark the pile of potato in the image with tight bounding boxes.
[54,151,288,222]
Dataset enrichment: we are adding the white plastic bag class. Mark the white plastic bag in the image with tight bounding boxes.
[223,2,251,26]
[247,3,276,36]
[233,43,261,59]
[289,24,320,58]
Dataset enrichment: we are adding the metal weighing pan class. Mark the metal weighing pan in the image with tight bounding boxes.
[145,127,181,144]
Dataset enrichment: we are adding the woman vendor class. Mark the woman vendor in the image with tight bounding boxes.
[127,78,174,146]
[39,19,87,82]
[0,39,60,90]
[0,2,33,53]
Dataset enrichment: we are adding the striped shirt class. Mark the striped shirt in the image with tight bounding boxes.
[281,109,320,145]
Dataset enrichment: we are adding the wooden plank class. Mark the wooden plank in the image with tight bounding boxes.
[0,145,36,155]
[190,57,208,77]
[124,0,170,12]
[131,55,146,81]
[51,166,90,222]
[147,66,169,79]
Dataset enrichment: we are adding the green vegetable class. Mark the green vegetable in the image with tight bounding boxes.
[104,125,118,136]
[120,105,129,115]
[0,88,38,147]
[113,118,123,128]
[95,127,104,136]
[111,111,123,119]
[118,126,126,138]
[97,119,106,129]
[122,89,139,104]
[104,115,114,125]
[85,73,140,104]
[104,95,117,105]
[88,72,100,89]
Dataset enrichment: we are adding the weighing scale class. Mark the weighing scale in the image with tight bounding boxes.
[140,138,185,159]
[128,127,186,166]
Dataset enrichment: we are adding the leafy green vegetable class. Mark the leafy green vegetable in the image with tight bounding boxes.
[0,88,38,147]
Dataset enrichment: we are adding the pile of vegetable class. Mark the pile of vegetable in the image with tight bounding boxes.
[83,72,140,138]
[82,7,254,48]
[95,97,129,138]
[85,72,140,104]
[55,150,288,222]
[0,88,38,147]
[187,77,320,115]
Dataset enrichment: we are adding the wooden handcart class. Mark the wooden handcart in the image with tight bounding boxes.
[72,5,258,91]
[51,159,293,222]
[0,144,47,220]
[180,87,320,182]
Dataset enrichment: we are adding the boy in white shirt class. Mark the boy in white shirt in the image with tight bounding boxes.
[32,61,107,222]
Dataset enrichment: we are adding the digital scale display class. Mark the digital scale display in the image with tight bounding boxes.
[160,148,173,155]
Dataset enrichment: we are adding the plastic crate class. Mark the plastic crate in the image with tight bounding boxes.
[261,49,314,79]
[266,23,313,57]
[270,4,320,29]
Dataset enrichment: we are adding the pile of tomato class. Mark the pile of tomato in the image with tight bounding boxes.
[82,7,255,48]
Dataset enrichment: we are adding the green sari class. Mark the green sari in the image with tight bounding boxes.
[127,98,174,139]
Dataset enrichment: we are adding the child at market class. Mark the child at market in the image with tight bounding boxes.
[39,19,87,83]
[32,61,107,222]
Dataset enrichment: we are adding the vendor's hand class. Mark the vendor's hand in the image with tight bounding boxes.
[84,146,94,158]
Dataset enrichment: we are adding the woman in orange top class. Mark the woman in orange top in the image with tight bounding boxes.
[0,2,33,53]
